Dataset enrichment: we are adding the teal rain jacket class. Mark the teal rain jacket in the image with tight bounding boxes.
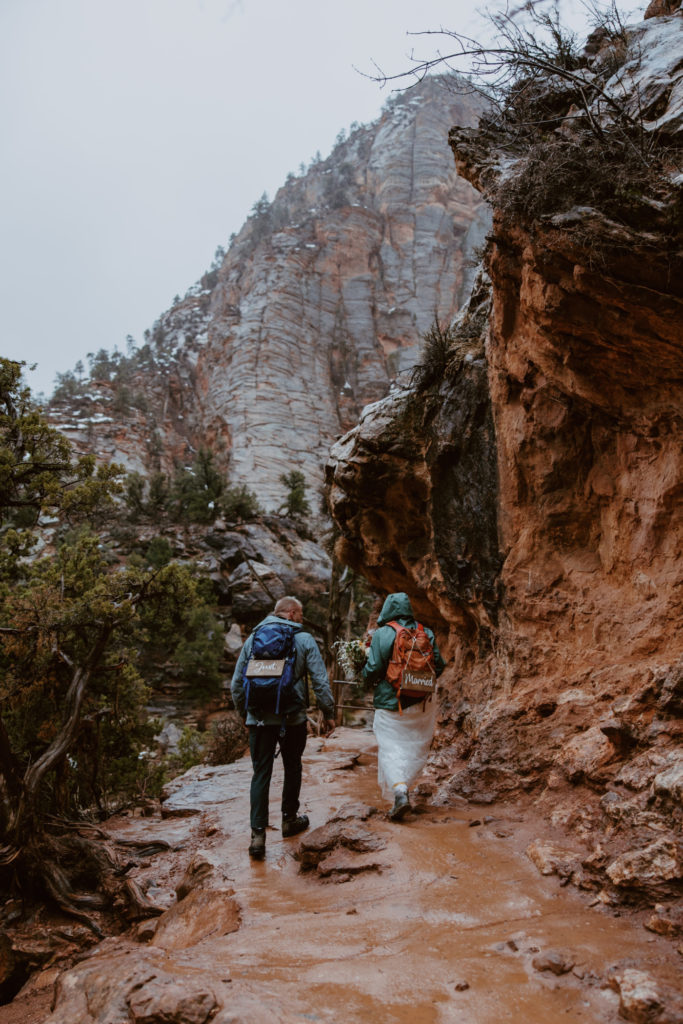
[362,592,446,712]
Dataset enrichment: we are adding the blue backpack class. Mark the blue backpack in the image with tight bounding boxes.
[242,620,299,715]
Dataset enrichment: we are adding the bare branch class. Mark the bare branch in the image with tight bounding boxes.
[358,6,648,158]
[23,624,113,803]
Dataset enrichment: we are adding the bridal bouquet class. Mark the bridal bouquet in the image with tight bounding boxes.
[332,637,369,683]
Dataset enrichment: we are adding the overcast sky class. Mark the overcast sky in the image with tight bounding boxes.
[1,0,635,397]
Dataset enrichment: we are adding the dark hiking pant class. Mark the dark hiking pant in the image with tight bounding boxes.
[248,721,308,830]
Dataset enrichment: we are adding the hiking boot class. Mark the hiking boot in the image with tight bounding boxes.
[389,790,411,821]
[248,828,266,860]
[281,813,309,838]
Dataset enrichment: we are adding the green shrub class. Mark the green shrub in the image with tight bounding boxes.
[167,726,206,774]
[220,483,262,522]
[204,713,248,765]
[411,319,457,391]
[170,449,224,524]
[125,472,146,519]
[279,470,311,518]
[172,605,225,696]
[145,536,173,568]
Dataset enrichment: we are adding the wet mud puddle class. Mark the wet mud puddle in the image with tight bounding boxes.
[41,727,681,1024]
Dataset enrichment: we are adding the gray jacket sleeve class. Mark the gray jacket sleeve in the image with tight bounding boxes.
[298,632,335,719]
[230,635,253,719]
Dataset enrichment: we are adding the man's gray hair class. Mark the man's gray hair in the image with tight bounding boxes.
[274,596,303,616]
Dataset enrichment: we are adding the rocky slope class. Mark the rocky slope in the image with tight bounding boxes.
[327,9,683,910]
[49,77,488,511]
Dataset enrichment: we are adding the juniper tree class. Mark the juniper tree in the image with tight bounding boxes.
[280,470,311,518]
[0,360,222,930]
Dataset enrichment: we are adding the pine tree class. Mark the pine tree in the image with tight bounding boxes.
[279,470,311,518]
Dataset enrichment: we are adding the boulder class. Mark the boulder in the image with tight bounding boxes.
[155,722,183,755]
[328,802,378,822]
[556,727,616,783]
[526,840,582,879]
[609,967,683,1024]
[161,763,248,817]
[316,848,387,879]
[652,762,683,804]
[645,904,683,938]
[444,765,523,804]
[151,888,241,951]
[175,850,223,899]
[227,561,286,618]
[296,819,387,875]
[606,839,682,889]
[657,660,683,714]
[49,946,221,1024]
[531,949,575,975]
[128,975,218,1024]
[616,751,673,791]
[224,622,244,658]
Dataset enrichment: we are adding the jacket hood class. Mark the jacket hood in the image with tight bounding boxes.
[377,592,415,626]
[254,613,302,633]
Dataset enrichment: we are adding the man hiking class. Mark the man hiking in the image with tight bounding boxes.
[231,595,336,860]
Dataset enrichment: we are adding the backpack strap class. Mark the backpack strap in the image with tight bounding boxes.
[387,620,408,633]
[275,623,298,714]
[386,620,410,714]
[386,619,407,665]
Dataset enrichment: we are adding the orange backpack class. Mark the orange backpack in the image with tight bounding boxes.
[386,620,436,712]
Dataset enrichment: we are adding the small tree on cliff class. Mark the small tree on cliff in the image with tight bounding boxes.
[125,470,171,522]
[0,360,220,929]
[170,448,224,523]
[279,470,311,518]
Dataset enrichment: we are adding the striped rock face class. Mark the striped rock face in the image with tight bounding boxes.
[50,76,488,513]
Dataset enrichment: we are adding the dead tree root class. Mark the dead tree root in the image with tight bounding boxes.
[7,827,169,935]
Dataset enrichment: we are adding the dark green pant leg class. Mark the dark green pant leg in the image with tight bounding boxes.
[248,724,280,830]
[280,720,308,820]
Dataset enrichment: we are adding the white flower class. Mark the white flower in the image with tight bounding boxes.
[333,638,368,681]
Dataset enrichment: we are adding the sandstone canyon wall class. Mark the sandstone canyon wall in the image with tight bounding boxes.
[327,12,683,907]
[49,77,487,512]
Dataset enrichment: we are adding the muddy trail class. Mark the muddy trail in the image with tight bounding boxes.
[7,727,682,1024]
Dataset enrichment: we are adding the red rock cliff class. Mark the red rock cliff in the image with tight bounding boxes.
[327,12,683,904]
